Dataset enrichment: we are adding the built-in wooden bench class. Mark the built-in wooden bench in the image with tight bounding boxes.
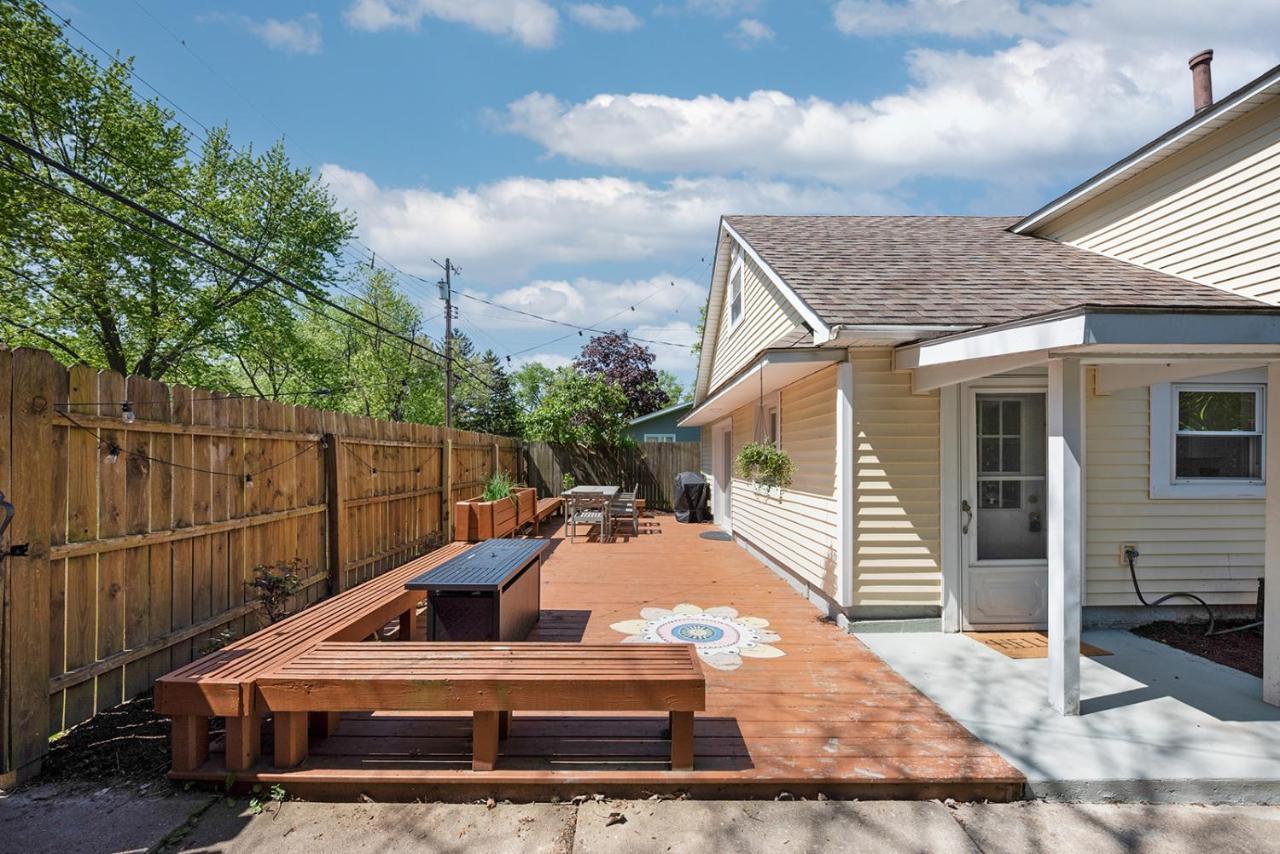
[155,542,472,774]
[257,642,706,771]
[534,496,563,522]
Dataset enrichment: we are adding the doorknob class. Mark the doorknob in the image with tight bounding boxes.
[960,499,972,535]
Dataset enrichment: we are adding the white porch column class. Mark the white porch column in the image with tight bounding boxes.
[835,360,855,609]
[1265,362,1280,705]
[1047,357,1085,715]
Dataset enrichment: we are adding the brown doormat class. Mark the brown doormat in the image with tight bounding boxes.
[964,631,1112,659]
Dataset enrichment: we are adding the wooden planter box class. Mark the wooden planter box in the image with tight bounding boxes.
[455,487,537,542]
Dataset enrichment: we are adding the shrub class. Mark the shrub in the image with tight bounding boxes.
[482,471,516,502]
[247,558,306,624]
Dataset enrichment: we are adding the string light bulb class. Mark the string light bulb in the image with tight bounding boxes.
[244,473,254,488]
[372,467,379,476]
[104,443,120,464]
[121,401,136,424]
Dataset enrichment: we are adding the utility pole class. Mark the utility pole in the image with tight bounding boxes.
[435,257,459,428]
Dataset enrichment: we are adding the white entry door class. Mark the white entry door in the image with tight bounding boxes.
[961,382,1049,629]
[712,420,733,533]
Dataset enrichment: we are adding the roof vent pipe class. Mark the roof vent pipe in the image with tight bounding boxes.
[1189,49,1214,113]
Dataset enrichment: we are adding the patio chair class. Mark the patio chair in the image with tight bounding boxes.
[610,483,640,536]
[567,493,610,542]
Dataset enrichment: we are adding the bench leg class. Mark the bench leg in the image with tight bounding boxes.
[670,711,694,771]
[274,712,309,769]
[224,712,262,772]
[473,711,500,771]
[170,715,209,773]
[498,710,511,740]
[310,711,342,739]
[399,609,413,640]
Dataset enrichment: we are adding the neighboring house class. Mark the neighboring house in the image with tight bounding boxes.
[626,401,699,444]
[681,53,1280,715]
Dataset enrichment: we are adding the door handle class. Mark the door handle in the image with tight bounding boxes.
[960,499,972,535]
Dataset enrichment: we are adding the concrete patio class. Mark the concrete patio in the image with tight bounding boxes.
[857,629,1280,803]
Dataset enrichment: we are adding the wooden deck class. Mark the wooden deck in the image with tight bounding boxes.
[174,515,1024,800]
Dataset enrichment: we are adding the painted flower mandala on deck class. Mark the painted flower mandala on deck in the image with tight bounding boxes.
[610,603,784,671]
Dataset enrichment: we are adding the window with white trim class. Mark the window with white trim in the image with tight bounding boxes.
[1150,381,1265,499]
[1174,385,1263,479]
[643,433,676,443]
[764,400,779,447]
[726,260,744,331]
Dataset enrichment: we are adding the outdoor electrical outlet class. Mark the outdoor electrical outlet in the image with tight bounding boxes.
[1120,544,1139,566]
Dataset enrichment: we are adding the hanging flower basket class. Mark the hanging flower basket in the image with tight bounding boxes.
[735,442,794,490]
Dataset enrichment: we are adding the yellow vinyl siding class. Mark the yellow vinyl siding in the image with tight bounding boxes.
[726,366,839,596]
[1085,384,1263,605]
[850,350,942,608]
[1038,97,1280,302]
[707,252,805,392]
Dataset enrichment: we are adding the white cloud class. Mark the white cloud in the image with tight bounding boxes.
[465,275,705,331]
[833,0,1042,39]
[503,1,1280,192]
[508,352,573,371]
[321,164,894,279]
[567,4,642,32]
[343,0,559,48]
[244,13,324,54]
[729,18,773,48]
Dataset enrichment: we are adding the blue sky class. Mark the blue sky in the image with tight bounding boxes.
[52,1,1280,387]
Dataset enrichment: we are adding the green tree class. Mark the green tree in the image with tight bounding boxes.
[456,349,521,437]
[0,1,352,382]
[524,371,633,447]
[657,370,686,404]
[511,361,557,412]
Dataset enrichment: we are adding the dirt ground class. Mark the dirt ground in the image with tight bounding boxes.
[1131,620,1263,678]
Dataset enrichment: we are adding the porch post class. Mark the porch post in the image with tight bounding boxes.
[1047,357,1084,715]
[1265,362,1280,705]
[835,360,855,609]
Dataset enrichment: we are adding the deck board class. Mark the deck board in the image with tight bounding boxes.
[172,515,1024,800]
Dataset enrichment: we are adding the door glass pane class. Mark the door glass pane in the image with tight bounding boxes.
[975,393,1047,561]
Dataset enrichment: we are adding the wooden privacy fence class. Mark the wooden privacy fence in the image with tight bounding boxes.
[0,347,517,783]
[522,440,701,511]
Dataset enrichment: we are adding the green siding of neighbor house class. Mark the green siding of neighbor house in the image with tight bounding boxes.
[626,405,700,444]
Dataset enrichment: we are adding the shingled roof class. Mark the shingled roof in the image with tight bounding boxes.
[724,215,1269,329]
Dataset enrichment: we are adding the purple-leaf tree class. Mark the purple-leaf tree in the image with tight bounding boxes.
[573,331,670,419]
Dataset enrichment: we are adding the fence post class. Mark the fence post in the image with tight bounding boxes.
[3,349,58,784]
[442,437,453,543]
[323,433,344,595]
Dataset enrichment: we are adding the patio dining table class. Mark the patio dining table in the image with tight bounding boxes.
[562,485,619,540]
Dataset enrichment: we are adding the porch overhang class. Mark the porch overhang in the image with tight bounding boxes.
[893,307,1280,393]
[680,347,846,427]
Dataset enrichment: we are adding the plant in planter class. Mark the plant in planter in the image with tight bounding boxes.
[735,442,794,492]
[455,472,537,541]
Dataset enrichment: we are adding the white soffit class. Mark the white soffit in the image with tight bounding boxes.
[680,349,845,427]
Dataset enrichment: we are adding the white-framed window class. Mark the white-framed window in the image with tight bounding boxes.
[1150,381,1265,499]
[725,257,744,332]
[643,433,676,443]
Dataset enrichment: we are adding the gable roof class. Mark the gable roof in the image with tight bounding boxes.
[629,401,693,426]
[723,215,1266,330]
[1012,61,1280,235]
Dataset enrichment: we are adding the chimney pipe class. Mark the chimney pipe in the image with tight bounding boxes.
[1189,49,1214,113]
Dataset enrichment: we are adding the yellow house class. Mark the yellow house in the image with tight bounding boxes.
[681,53,1280,716]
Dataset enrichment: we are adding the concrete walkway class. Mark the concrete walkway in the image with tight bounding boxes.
[857,629,1280,803]
[1,787,1278,853]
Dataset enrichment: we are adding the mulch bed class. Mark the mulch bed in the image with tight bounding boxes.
[1131,619,1263,678]
[35,692,225,795]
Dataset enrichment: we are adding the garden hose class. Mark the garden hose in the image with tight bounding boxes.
[1124,545,1217,636]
